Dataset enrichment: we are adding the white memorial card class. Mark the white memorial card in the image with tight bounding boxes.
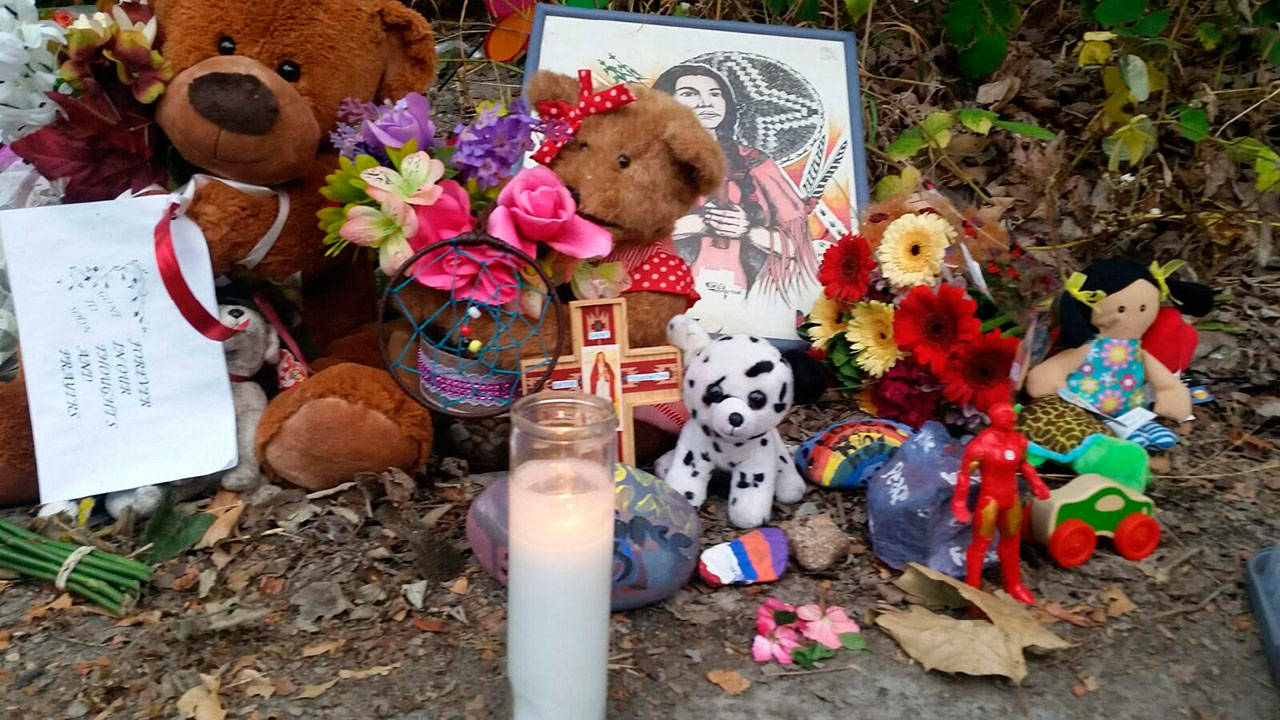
[0,195,236,503]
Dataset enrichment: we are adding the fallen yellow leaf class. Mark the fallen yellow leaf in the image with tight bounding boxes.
[196,490,245,549]
[177,674,226,720]
[301,638,346,657]
[24,592,73,622]
[706,669,750,696]
[114,609,162,627]
[295,678,339,699]
[238,669,275,699]
[339,664,400,680]
[1101,586,1137,618]
[449,576,469,595]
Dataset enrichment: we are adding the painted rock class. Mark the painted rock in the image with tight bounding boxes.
[698,527,789,587]
[795,418,914,489]
[466,463,701,611]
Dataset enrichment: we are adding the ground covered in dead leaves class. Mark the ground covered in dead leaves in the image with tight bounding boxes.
[1,381,1277,719]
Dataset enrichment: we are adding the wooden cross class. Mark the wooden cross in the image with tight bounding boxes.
[520,298,683,464]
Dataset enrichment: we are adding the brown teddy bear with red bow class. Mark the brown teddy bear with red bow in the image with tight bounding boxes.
[0,0,439,505]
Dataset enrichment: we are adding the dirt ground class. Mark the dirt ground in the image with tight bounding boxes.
[2,375,1278,719]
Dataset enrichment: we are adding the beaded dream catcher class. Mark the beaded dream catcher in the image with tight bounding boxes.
[379,233,566,417]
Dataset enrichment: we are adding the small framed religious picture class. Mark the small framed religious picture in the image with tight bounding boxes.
[528,6,870,345]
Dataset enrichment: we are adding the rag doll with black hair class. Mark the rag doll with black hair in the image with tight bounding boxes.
[1026,258,1214,424]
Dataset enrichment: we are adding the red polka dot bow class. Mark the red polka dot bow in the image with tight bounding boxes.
[532,69,637,165]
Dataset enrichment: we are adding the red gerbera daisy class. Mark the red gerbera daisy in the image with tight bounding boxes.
[940,330,1020,412]
[894,284,980,375]
[817,234,875,301]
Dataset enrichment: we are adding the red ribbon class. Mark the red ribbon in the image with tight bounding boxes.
[532,69,638,165]
[154,202,241,342]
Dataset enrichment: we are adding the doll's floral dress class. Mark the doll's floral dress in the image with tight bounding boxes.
[1066,337,1146,416]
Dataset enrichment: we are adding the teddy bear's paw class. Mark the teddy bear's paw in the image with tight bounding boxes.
[256,364,433,492]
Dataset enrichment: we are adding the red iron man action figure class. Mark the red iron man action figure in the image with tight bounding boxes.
[951,402,1051,605]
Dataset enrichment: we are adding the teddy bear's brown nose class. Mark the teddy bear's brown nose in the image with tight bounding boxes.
[188,72,280,136]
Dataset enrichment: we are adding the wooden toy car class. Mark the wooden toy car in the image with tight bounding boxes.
[1026,474,1161,567]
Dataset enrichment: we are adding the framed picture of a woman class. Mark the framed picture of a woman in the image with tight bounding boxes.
[528,6,869,344]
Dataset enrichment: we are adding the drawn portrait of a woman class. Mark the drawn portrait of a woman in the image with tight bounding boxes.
[652,63,816,310]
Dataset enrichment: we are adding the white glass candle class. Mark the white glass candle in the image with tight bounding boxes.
[507,392,616,720]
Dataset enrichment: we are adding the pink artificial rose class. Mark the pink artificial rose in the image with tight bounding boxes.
[412,179,475,248]
[407,180,529,304]
[487,165,612,259]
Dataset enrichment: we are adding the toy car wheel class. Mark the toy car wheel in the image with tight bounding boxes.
[1114,513,1161,561]
[1048,519,1097,567]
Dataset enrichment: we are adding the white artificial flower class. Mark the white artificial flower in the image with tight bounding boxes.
[110,4,157,44]
[0,0,66,144]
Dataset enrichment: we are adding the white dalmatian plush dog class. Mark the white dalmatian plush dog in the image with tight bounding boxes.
[657,315,824,528]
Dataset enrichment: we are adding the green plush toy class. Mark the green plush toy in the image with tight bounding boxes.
[1028,434,1150,492]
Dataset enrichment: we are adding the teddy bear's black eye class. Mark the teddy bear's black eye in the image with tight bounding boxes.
[1139,304,1147,312]
[576,141,589,150]
[277,60,301,82]
[217,36,236,55]
[748,390,767,410]
[617,153,630,169]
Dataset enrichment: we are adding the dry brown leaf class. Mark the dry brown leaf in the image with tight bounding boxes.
[1228,428,1276,452]
[295,678,338,699]
[239,669,275,699]
[448,576,469,595]
[301,639,346,657]
[904,564,1071,653]
[115,609,161,627]
[413,617,446,633]
[1036,602,1105,628]
[24,592,74,621]
[229,654,258,675]
[0,629,9,651]
[876,605,1029,683]
[391,608,408,623]
[73,655,111,675]
[381,468,416,504]
[339,664,399,680]
[196,491,245,549]
[895,566,968,608]
[257,576,285,597]
[171,565,200,592]
[271,677,296,696]
[1101,586,1137,618]
[177,674,226,720]
[706,669,751,695]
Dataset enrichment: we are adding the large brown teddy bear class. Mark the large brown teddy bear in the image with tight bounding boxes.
[0,0,439,504]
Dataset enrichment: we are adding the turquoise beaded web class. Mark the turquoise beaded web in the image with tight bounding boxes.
[379,234,564,418]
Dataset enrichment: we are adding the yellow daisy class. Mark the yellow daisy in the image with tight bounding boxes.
[807,294,844,349]
[876,212,954,288]
[845,301,902,377]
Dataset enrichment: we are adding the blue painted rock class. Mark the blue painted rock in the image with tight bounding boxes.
[466,463,702,611]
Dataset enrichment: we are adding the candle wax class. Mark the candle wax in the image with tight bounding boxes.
[508,458,614,720]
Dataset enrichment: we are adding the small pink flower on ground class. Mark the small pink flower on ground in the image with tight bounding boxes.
[796,604,860,650]
[751,614,801,664]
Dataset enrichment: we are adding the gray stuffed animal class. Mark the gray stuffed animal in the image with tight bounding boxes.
[39,304,278,520]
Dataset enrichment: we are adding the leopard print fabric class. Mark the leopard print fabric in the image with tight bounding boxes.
[1016,396,1112,455]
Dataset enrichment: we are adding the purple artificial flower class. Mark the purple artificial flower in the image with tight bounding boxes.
[451,100,539,190]
[364,93,436,153]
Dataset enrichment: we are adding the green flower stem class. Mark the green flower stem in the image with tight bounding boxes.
[0,534,142,590]
[0,546,128,608]
[0,521,152,580]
